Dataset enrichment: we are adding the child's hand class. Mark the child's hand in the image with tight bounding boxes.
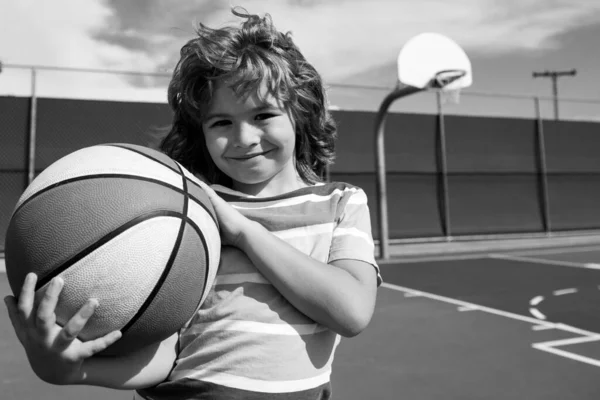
[4,273,122,385]
[197,182,254,247]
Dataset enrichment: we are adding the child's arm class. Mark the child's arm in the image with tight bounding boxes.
[74,332,177,389]
[200,184,378,338]
[4,273,176,389]
[237,222,378,337]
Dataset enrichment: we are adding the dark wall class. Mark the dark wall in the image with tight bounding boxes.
[544,120,600,230]
[0,97,30,253]
[2,96,600,251]
[34,98,173,169]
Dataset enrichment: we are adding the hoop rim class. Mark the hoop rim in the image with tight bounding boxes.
[431,69,467,90]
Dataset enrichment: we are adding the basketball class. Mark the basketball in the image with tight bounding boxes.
[4,143,221,355]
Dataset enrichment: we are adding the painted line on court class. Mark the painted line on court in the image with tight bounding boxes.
[457,305,479,312]
[529,308,546,320]
[528,286,596,323]
[553,288,578,296]
[384,254,489,264]
[532,324,555,331]
[500,244,600,257]
[533,335,600,368]
[488,254,600,270]
[530,296,544,306]
[382,282,554,326]
[382,243,600,264]
[529,295,546,320]
[382,282,600,368]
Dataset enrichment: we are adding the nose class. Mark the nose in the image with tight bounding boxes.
[232,121,260,148]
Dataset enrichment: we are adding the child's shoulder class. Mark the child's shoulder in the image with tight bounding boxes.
[301,181,365,198]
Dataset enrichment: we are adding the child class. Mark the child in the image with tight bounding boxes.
[4,8,381,400]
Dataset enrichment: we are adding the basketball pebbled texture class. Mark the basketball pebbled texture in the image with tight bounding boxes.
[5,143,221,355]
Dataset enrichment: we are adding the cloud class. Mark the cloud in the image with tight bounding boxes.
[0,0,170,101]
[89,0,600,79]
[2,0,600,102]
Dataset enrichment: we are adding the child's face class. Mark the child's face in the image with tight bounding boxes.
[201,81,302,196]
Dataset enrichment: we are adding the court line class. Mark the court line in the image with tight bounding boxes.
[554,288,578,296]
[530,296,544,306]
[532,345,600,368]
[488,254,600,270]
[501,244,600,257]
[381,282,600,368]
[381,243,600,264]
[381,282,555,326]
[533,324,555,331]
[529,308,546,320]
[383,254,489,264]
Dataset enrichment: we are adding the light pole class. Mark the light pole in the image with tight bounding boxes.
[532,69,577,120]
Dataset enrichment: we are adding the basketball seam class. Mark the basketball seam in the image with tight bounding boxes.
[13,174,218,226]
[187,217,211,312]
[105,144,215,222]
[120,162,190,334]
[106,144,179,174]
[35,210,187,289]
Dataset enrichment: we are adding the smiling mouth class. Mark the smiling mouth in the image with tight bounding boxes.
[229,150,272,160]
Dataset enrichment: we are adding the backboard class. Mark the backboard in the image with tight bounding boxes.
[397,32,472,91]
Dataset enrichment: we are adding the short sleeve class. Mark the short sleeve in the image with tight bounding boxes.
[328,188,382,286]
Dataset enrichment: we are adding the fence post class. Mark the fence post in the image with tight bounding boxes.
[534,96,552,235]
[27,67,38,186]
[436,92,452,241]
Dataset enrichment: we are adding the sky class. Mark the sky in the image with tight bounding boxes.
[2,0,600,119]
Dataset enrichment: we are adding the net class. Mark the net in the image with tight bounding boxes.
[440,88,461,104]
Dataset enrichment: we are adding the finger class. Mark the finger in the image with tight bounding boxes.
[36,277,64,332]
[17,273,37,320]
[53,298,98,351]
[4,296,27,343]
[79,330,122,357]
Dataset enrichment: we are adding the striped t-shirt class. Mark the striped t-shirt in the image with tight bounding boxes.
[136,182,380,400]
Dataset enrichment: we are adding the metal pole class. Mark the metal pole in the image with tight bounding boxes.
[27,67,38,185]
[534,97,551,235]
[374,85,423,259]
[551,77,559,121]
[436,92,452,240]
[532,69,576,121]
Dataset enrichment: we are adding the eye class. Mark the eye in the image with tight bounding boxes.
[209,120,231,128]
[255,113,278,121]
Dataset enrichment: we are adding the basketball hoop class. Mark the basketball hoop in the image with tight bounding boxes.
[431,69,465,104]
[377,32,473,259]
[397,33,471,106]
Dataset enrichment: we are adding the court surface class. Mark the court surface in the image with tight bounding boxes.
[2,243,600,399]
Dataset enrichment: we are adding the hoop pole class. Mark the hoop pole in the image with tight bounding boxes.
[534,96,551,235]
[374,85,423,260]
[436,92,452,241]
[27,67,38,186]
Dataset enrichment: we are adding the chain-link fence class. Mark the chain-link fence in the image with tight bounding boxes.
[2,65,600,256]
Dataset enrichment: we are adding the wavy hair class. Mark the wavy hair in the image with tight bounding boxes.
[159,8,337,186]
